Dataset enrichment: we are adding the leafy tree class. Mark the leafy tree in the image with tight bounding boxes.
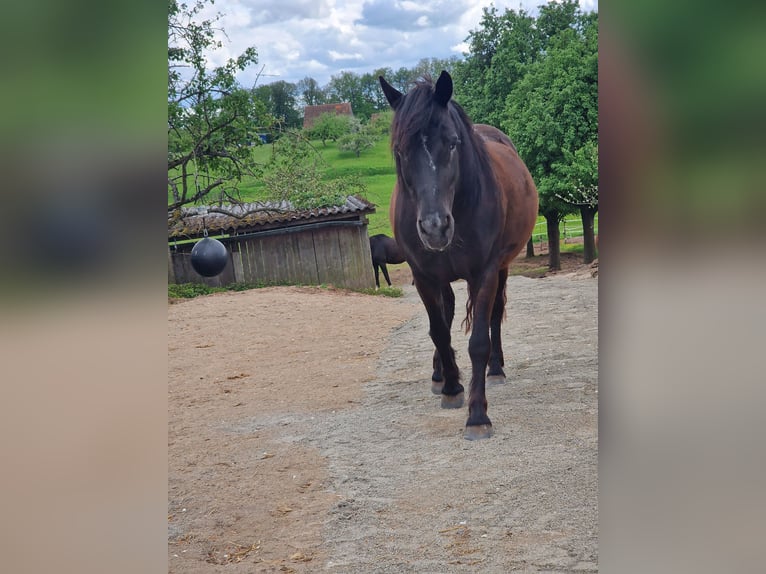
[503,10,598,269]
[389,67,414,92]
[326,71,367,118]
[480,9,540,127]
[410,57,461,82]
[362,70,391,113]
[296,76,327,106]
[337,117,376,158]
[555,140,598,262]
[451,4,518,124]
[369,110,394,137]
[305,112,352,146]
[253,80,301,129]
[263,129,366,209]
[167,0,268,213]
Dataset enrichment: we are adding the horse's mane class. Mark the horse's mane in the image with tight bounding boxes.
[390,76,496,208]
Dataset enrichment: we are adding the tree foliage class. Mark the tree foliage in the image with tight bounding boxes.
[498,2,598,267]
[253,81,301,129]
[503,11,597,212]
[305,112,352,146]
[167,0,269,212]
[337,117,377,158]
[263,130,366,209]
[452,5,540,126]
[296,76,327,106]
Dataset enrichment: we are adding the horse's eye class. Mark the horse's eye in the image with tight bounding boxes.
[449,138,460,151]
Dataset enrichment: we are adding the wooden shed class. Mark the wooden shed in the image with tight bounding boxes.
[168,195,377,290]
[302,102,353,130]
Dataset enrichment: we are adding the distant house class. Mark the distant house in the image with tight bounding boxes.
[302,102,353,130]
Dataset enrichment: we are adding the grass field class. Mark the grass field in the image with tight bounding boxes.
[171,136,597,240]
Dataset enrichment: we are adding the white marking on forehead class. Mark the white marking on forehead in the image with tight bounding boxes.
[421,134,436,171]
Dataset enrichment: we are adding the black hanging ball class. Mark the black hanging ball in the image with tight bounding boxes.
[190,237,228,277]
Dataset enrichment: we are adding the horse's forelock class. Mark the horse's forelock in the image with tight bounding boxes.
[391,78,437,155]
[390,79,495,206]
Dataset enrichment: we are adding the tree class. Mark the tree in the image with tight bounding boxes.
[410,57,461,81]
[369,110,394,137]
[453,5,540,126]
[337,117,376,158]
[305,112,351,147]
[252,81,301,129]
[554,141,598,263]
[502,6,598,269]
[263,129,366,209]
[296,76,327,106]
[389,67,414,92]
[326,71,367,118]
[167,0,268,213]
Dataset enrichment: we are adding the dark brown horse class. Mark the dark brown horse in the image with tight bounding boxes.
[369,233,406,288]
[379,71,538,440]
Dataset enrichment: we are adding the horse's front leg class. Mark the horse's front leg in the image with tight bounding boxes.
[465,270,500,440]
[430,284,456,394]
[415,278,464,408]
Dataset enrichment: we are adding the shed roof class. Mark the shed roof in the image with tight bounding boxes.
[302,102,353,129]
[168,195,375,240]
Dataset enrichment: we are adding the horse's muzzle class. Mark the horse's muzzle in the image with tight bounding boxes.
[417,212,454,251]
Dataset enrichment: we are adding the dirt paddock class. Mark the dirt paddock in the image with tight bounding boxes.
[168,255,598,572]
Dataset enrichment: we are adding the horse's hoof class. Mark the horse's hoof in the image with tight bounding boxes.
[486,374,506,385]
[431,380,444,395]
[441,392,464,409]
[464,424,494,440]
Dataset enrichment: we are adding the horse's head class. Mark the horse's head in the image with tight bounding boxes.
[380,71,463,252]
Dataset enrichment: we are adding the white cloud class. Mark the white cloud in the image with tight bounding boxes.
[328,50,364,62]
[191,0,598,87]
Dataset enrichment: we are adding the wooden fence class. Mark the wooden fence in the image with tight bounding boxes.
[168,220,375,290]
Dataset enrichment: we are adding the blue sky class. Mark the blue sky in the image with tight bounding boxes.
[198,0,598,87]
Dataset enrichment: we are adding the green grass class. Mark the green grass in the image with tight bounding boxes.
[169,280,404,299]
[356,286,404,297]
[170,135,596,243]
[168,281,281,298]
[531,213,598,243]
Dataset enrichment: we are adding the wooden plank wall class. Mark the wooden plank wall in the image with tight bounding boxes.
[168,223,375,289]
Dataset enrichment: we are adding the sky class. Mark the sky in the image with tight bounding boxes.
[197,0,598,88]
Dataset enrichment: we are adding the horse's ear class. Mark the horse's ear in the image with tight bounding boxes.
[434,70,452,107]
[379,76,402,110]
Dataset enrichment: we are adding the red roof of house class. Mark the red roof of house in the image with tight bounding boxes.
[302,102,353,129]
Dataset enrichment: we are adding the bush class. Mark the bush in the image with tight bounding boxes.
[337,118,377,158]
[168,283,226,298]
[304,113,352,146]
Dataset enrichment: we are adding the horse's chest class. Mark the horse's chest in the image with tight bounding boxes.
[407,248,481,282]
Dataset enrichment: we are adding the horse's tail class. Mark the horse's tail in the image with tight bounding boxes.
[462,286,476,334]
[462,298,474,334]
[461,271,507,334]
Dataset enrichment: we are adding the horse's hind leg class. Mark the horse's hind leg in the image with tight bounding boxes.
[487,268,508,385]
[415,279,463,407]
[430,284,455,394]
[373,263,381,289]
[381,263,392,287]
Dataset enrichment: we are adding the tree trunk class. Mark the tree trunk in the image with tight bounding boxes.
[526,236,535,258]
[545,212,561,271]
[580,205,598,264]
